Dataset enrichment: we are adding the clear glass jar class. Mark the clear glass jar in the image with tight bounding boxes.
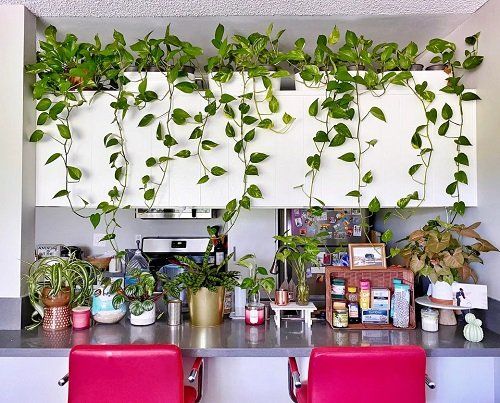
[421,308,439,332]
[333,308,349,328]
[297,282,310,306]
[247,292,260,305]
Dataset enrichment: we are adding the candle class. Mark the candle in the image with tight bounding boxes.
[421,308,439,332]
[245,303,264,325]
[72,306,91,330]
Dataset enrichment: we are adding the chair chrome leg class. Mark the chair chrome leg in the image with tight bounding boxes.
[58,373,69,386]
[288,363,298,403]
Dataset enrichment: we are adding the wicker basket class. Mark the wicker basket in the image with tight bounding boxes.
[325,266,416,330]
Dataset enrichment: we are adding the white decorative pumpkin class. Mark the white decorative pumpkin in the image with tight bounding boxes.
[463,313,484,343]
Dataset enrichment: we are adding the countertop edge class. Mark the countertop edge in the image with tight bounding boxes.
[2,347,500,358]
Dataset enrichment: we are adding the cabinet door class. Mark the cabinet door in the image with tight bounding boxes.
[248,93,306,207]
[428,93,477,207]
[166,92,202,207]
[199,102,230,208]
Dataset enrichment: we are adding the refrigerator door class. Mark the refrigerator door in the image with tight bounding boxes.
[278,208,369,306]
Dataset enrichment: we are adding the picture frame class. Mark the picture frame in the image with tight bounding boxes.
[348,243,387,270]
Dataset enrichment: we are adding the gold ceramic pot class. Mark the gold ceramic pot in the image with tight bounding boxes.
[188,287,225,327]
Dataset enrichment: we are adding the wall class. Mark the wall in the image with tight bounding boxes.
[35,207,278,271]
[0,5,36,329]
[376,0,500,301]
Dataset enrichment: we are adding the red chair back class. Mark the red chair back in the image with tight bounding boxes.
[307,346,426,403]
[68,344,185,403]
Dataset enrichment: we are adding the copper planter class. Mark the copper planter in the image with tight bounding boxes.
[43,306,71,330]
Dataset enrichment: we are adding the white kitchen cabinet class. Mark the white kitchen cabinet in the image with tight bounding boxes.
[36,73,477,209]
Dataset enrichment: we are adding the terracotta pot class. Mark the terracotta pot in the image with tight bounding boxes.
[41,287,71,307]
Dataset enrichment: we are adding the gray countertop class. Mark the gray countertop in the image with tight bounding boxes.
[1,317,500,358]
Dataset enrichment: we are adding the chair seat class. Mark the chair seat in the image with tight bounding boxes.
[184,386,197,403]
[296,382,308,403]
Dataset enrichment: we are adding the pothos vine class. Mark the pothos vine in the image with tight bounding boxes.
[27,24,483,253]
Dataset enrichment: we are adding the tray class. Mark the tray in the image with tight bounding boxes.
[325,266,416,330]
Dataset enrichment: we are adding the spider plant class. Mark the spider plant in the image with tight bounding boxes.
[25,256,101,330]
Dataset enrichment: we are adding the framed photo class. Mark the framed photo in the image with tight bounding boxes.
[348,243,387,270]
[452,283,488,309]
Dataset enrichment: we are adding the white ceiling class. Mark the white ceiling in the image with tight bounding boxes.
[32,15,474,56]
[0,0,489,17]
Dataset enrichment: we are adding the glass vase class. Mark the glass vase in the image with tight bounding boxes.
[296,282,310,306]
[247,292,261,305]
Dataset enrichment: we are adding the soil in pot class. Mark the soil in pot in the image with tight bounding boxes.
[41,287,71,307]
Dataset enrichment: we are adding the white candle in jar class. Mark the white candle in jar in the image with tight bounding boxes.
[421,308,439,332]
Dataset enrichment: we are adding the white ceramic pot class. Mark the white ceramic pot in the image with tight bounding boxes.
[130,307,156,326]
[294,72,327,91]
[208,72,281,96]
[124,71,193,96]
[428,280,455,304]
[407,71,450,93]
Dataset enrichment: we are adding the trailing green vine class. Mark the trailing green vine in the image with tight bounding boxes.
[205,24,295,237]
[27,24,484,253]
[425,33,483,219]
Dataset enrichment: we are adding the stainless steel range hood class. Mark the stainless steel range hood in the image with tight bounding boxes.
[135,207,216,219]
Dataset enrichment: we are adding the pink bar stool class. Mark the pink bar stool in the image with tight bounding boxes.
[288,346,435,403]
[58,344,203,403]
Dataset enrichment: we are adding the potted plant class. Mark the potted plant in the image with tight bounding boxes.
[291,29,340,90]
[237,254,276,304]
[207,24,287,95]
[161,239,239,327]
[273,233,326,305]
[91,277,127,324]
[399,218,498,304]
[112,269,159,326]
[25,256,100,330]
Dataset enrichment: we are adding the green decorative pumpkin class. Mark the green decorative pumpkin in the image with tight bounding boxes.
[463,313,484,343]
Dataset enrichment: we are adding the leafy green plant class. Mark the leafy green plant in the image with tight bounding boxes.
[25,256,101,329]
[26,26,135,254]
[398,218,498,284]
[426,33,483,218]
[111,269,158,316]
[273,233,326,304]
[130,27,204,208]
[207,25,295,236]
[237,254,275,298]
[161,239,239,298]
